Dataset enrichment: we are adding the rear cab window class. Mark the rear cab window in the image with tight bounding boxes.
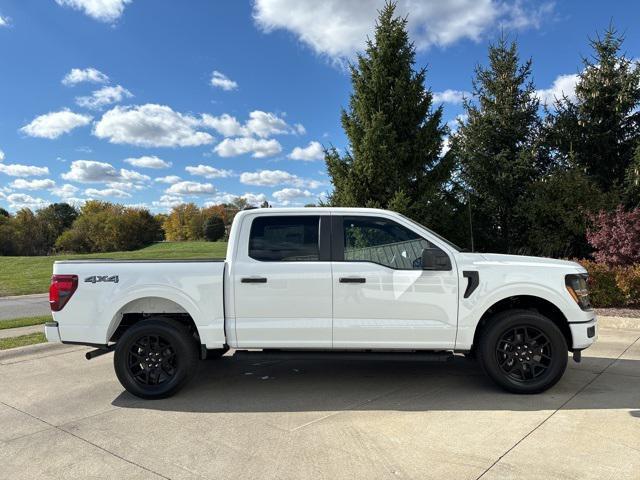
[249,215,320,261]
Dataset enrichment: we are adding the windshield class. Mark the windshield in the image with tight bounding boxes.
[397,214,462,252]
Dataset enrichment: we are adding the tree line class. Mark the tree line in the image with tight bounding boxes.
[325,3,640,261]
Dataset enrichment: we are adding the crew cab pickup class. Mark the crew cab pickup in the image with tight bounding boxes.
[45,208,598,398]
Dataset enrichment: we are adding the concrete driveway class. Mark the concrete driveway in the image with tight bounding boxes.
[0,326,638,480]
[0,293,50,321]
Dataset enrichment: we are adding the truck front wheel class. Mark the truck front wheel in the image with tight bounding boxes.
[114,317,198,399]
[478,310,568,394]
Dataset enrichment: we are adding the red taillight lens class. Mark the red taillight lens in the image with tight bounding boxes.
[49,274,78,312]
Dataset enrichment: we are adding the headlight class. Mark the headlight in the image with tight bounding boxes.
[565,274,592,311]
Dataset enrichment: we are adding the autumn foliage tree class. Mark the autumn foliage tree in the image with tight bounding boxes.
[586,206,640,266]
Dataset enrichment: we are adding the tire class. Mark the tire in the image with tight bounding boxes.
[478,309,568,394]
[114,317,199,399]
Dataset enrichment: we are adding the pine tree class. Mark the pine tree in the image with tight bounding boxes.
[549,25,640,199]
[325,2,448,219]
[451,36,545,253]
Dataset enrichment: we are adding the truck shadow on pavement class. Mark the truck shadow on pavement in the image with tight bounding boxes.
[111,353,640,414]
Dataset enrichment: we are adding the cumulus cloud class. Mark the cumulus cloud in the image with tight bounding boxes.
[62,67,109,86]
[93,104,214,147]
[20,109,92,139]
[0,163,49,177]
[61,160,149,187]
[120,168,150,183]
[0,15,10,27]
[210,71,238,91]
[166,181,215,195]
[0,149,5,161]
[7,193,49,210]
[52,184,79,198]
[124,155,171,169]
[154,175,181,184]
[536,73,580,105]
[272,187,313,205]
[205,192,268,207]
[152,194,184,209]
[85,187,131,199]
[214,137,282,158]
[201,110,303,139]
[76,85,133,110]
[185,164,233,178]
[10,178,56,190]
[253,0,552,60]
[433,89,469,104]
[239,169,321,188]
[288,141,324,161]
[55,0,131,22]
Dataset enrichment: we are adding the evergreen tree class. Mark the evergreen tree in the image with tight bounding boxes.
[549,25,640,200]
[203,215,225,242]
[325,2,448,221]
[451,35,545,253]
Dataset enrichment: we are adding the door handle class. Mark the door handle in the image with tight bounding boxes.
[241,277,267,283]
[339,277,366,283]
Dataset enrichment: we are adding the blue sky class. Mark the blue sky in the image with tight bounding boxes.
[0,0,638,212]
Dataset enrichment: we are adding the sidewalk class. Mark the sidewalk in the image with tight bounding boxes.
[0,293,50,321]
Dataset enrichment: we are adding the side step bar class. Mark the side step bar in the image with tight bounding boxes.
[233,350,454,363]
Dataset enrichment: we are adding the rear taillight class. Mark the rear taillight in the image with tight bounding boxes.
[50,274,78,312]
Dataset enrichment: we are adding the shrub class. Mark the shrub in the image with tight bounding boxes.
[586,205,640,266]
[203,215,225,242]
[615,265,640,306]
[579,260,638,307]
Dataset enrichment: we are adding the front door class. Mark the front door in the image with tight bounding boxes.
[233,214,333,348]
[332,215,458,349]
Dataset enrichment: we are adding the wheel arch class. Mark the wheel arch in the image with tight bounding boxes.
[471,295,573,353]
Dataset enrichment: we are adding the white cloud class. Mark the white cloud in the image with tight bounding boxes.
[62,67,109,86]
[294,123,306,135]
[85,187,131,199]
[288,141,324,161]
[152,194,184,209]
[166,181,215,195]
[20,109,92,139]
[214,137,282,158]
[201,114,246,137]
[246,111,290,138]
[205,192,268,206]
[61,160,119,183]
[272,188,313,205]
[0,15,10,27]
[124,155,171,169]
[7,193,49,210]
[154,175,181,184]
[433,89,469,104]
[76,85,133,109]
[210,71,238,91]
[536,73,580,105]
[52,184,79,198]
[94,104,214,147]
[185,164,233,178]
[55,0,131,22]
[10,178,56,190]
[0,149,4,161]
[119,168,150,183]
[253,0,551,60]
[0,163,49,177]
[106,181,146,191]
[239,169,320,188]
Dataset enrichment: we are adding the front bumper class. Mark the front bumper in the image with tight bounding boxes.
[44,322,61,343]
[569,315,598,350]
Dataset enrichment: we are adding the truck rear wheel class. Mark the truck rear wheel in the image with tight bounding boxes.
[478,310,568,394]
[114,317,198,399]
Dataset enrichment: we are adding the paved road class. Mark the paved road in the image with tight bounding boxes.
[0,294,50,321]
[0,325,638,479]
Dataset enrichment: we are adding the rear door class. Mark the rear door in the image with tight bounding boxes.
[331,215,458,349]
[232,213,333,348]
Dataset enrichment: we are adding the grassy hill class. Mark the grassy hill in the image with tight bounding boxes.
[0,242,227,297]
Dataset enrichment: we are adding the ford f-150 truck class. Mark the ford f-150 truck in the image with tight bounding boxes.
[45,207,597,399]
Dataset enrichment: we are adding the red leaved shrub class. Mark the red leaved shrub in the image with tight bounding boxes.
[586,205,640,266]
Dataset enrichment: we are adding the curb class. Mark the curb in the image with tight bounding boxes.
[597,315,640,330]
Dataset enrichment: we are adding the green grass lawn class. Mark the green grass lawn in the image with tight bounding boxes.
[0,315,52,330]
[0,332,47,350]
[0,241,227,297]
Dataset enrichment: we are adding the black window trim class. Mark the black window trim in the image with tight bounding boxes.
[331,214,450,271]
[247,214,331,262]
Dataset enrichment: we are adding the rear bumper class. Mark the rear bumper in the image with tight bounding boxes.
[44,322,61,343]
[569,316,598,350]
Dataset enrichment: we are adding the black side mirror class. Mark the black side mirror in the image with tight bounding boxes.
[421,248,452,271]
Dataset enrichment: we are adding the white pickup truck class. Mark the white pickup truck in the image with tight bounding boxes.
[45,207,597,398]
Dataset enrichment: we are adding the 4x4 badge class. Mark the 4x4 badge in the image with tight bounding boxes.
[84,275,119,284]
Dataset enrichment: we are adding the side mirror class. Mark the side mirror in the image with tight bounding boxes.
[421,248,452,271]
